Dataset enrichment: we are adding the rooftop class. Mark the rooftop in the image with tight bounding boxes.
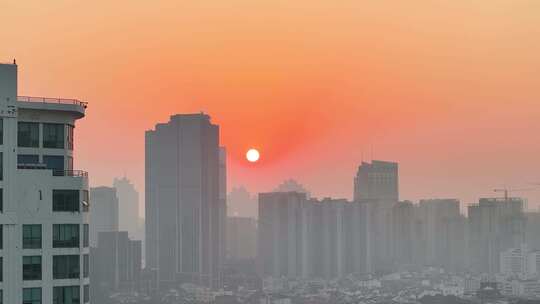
[17,95,87,118]
[18,96,87,108]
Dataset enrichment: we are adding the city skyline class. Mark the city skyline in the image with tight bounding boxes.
[2,0,540,208]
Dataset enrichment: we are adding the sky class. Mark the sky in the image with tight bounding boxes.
[2,0,540,214]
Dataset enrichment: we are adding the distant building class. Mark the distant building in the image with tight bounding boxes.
[89,186,119,246]
[353,160,399,273]
[468,197,526,274]
[353,160,399,202]
[257,192,372,279]
[500,245,528,277]
[417,199,466,272]
[257,192,310,278]
[0,63,90,304]
[273,179,310,198]
[228,186,257,218]
[145,113,225,289]
[227,216,257,260]
[525,211,540,250]
[390,201,417,267]
[90,231,142,303]
[113,176,141,240]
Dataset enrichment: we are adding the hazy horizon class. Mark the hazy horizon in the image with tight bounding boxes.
[2,0,540,211]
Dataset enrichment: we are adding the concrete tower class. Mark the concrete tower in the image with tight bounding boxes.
[0,63,90,303]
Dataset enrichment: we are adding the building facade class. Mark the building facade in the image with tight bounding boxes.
[353,160,399,202]
[226,216,257,260]
[468,197,526,275]
[112,177,141,241]
[89,186,119,247]
[90,231,141,303]
[145,113,225,289]
[0,63,90,303]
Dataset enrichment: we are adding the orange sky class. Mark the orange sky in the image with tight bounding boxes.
[2,0,540,214]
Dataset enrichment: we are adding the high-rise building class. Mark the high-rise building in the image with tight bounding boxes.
[227,186,257,219]
[226,216,257,260]
[353,160,399,202]
[257,192,309,278]
[113,177,141,241]
[468,197,526,275]
[0,63,90,303]
[257,193,371,280]
[525,211,540,251]
[145,113,225,289]
[89,186,119,247]
[500,244,528,277]
[353,160,399,273]
[417,199,466,272]
[390,201,417,267]
[90,231,141,303]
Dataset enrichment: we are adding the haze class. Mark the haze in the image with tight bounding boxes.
[2,0,540,212]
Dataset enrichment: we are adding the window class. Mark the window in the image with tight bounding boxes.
[66,125,74,150]
[0,118,3,145]
[23,288,41,304]
[0,152,3,181]
[43,155,64,171]
[18,122,39,147]
[43,123,64,148]
[53,224,79,248]
[53,190,79,212]
[83,224,89,247]
[0,257,2,282]
[0,189,2,212]
[23,225,42,249]
[53,255,80,279]
[0,289,3,304]
[18,154,39,164]
[53,286,79,304]
[22,256,42,280]
[83,285,89,303]
[83,254,89,278]
[0,225,2,249]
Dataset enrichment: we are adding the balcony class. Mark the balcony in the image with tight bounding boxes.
[18,96,87,108]
[17,95,87,119]
[53,170,88,178]
[17,165,88,178]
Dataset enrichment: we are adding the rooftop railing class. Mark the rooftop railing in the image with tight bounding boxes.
[18,96,87,108]
[53,170,88,177]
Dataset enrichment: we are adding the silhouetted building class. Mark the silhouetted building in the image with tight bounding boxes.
[113,176,142,241]
[353,160,399,202]
[258,193,371,279]
[257,192,310,278]
[90,231,142,303]
[353,160,399,273]
[145,113,225,289]
[89,186,119,247]
[274,179,311,198]
[525,211,540,251]
[468,197,526,274]
[228,186,257,218]
[417,199,466,272]
[390,201,417,267]
[227,217,257,260]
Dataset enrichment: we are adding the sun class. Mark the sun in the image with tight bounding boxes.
[246,148,260,162]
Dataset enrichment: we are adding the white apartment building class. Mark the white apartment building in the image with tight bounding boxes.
[0,63,90,303]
